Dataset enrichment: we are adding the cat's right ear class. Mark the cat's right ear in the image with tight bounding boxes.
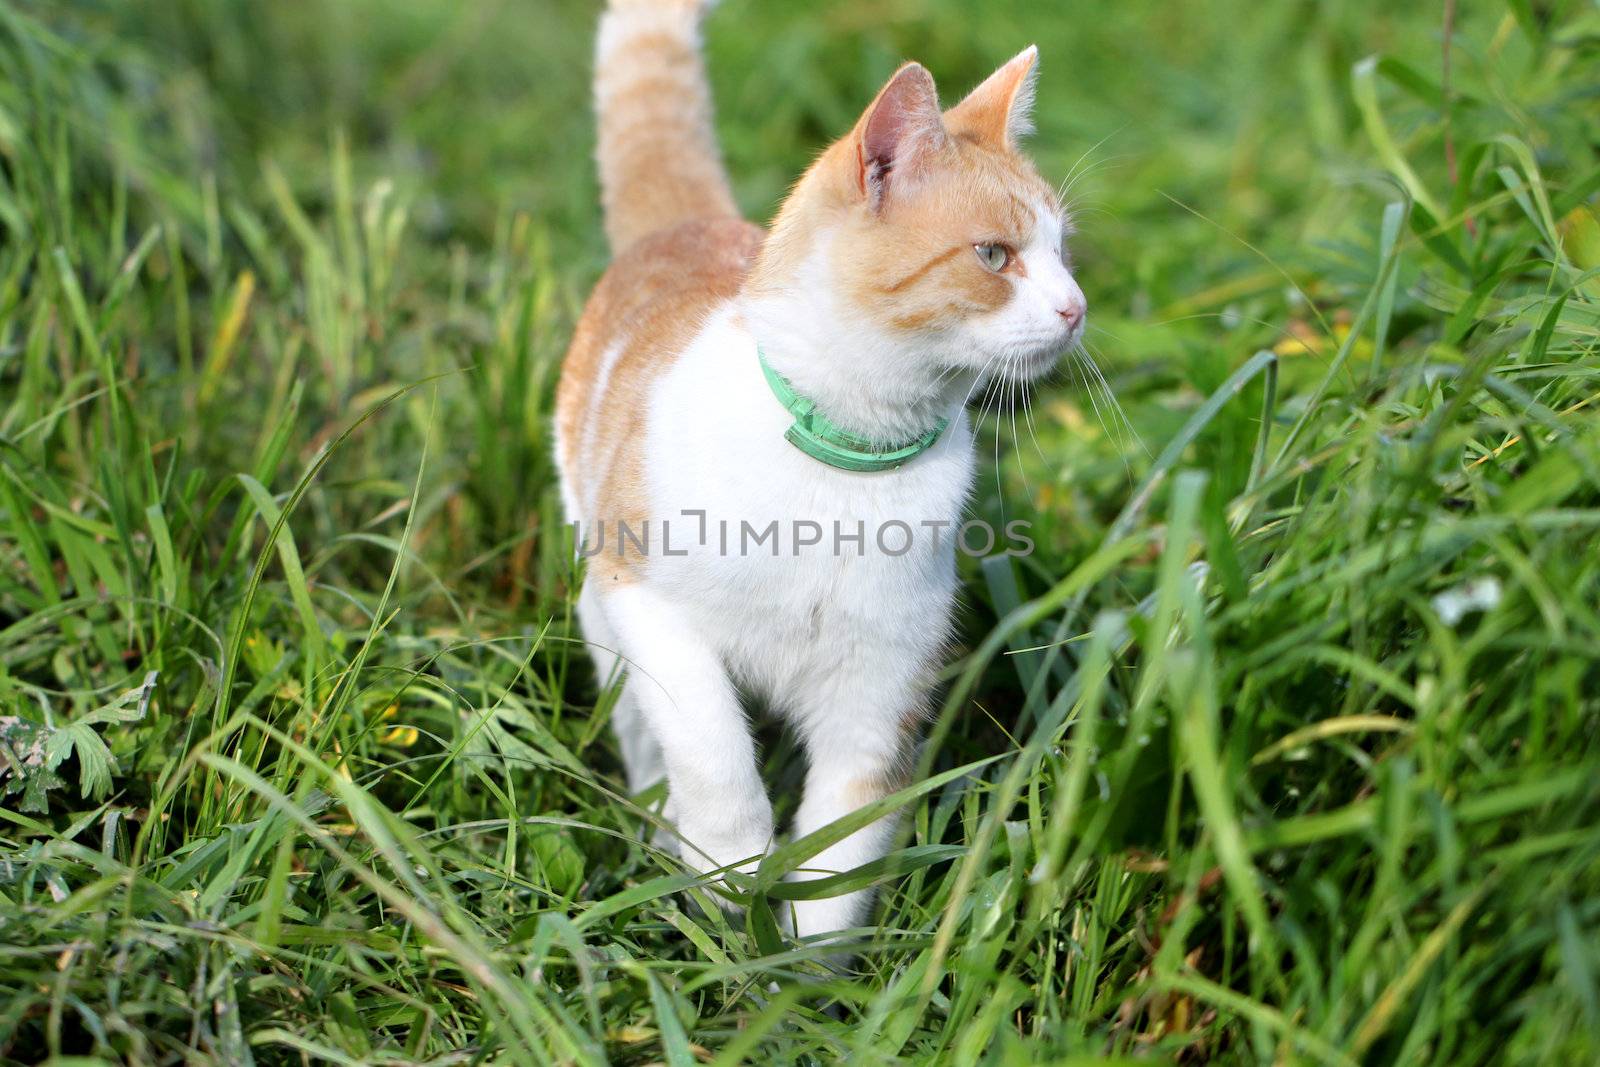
[855,63,946,210]
[944,45,1039,152]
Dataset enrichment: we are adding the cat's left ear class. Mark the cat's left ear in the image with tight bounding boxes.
[944,45,1039,151]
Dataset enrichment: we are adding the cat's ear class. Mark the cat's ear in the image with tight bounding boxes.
[944,45,1039,151]
[855,62,946,209]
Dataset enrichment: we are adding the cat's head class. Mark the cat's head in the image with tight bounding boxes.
[753,47,1084,390]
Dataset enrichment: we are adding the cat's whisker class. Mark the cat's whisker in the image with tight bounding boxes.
[1070,346,1135,482]
[1061,126,1122,184]
[1081,340,1148,459]
[1007,366,1032,500]
[1059,155,1129,203]
[1085,320,1128,345]
[1021,373,1050,468]
[1069,344,1127,476]
[930,358,979,399]
[959,350,1008,414]
[977,356,1014,517]
[1058,201,1115,224]
[1056,131,1128,202]
[991,364,1007,520]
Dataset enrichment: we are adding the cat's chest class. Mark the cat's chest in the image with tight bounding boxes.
[646,415,971,601]
[640,308,973,631]
[645,308,973,520]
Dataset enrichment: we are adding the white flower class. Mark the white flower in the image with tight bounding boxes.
[1431,577,1502,626]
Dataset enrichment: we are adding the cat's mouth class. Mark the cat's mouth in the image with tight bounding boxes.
[1019,316,1087,378]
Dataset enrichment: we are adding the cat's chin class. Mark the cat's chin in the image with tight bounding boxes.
[940,343,1063,382]
[1016,346,1066,379]
[992,344,1067,383]
[948,329,1078,385]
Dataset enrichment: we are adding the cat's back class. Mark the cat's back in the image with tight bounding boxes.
[555,217,764,527]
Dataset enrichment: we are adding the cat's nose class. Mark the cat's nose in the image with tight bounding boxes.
[1057,303,1084,329]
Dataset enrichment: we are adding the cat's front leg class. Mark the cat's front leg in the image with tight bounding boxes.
[599,582,774,902]
[784,657,931,942]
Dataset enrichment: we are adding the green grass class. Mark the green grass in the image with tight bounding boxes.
[2,0,1598,1062]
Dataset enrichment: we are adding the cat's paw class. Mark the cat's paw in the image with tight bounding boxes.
[670,820,771,913]
[785,890,873,955]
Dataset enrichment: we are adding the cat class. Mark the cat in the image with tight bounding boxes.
[555,0,1085,942]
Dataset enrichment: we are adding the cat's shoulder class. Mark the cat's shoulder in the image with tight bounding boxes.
[586,217,764,327]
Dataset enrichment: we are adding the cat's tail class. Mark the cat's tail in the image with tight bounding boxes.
[594,0,740,251]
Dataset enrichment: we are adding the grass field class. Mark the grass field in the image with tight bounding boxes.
[2,0,1599,1062]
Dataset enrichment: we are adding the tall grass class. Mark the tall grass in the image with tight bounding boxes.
[1,0,1597,1063]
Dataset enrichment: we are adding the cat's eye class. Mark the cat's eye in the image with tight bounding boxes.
[974,243,1010,272]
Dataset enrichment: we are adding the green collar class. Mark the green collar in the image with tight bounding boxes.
[757,346,948,472]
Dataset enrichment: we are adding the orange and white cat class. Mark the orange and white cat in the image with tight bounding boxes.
[556,0,1085,940]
